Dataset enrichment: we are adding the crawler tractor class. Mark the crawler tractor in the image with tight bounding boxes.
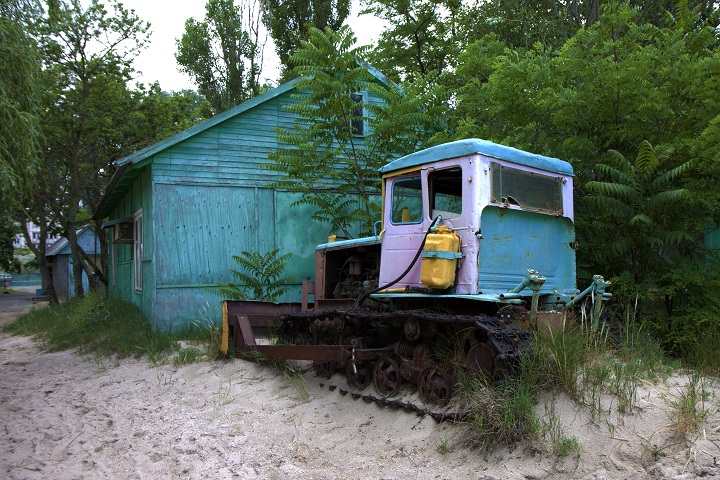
[220,139,610,407]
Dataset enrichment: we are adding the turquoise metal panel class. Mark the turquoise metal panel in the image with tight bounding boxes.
[478,207,577,296]
[138,167,154,322]
[147,188,333,329]
[256,188,275,250]
[274,191,333,283]
[380,139,574,176]
[153,184,263,286]
[316,236,381,252]
[153,287,222,332]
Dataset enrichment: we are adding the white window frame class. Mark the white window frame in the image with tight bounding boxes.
[133,209,143,291]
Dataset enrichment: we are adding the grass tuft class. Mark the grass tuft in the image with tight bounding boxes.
[670,371,712,437]
[435,436,451,454]
[3,291,175,358]
[2,293,224,367]
[461,302,679,453]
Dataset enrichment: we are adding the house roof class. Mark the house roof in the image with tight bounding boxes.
[379,138,574,177]
[94,78,301,219]
[46,225,96,257]
[95,64,394,220]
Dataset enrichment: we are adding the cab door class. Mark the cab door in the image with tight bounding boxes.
[378,161,480,294]
[378,173,427,289]
[426,163,479,295]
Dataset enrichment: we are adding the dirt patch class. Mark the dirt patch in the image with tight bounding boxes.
[0,319,718,479]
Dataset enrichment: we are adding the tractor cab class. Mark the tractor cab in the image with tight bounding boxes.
[309,139,609,313]
[374,139,585,310]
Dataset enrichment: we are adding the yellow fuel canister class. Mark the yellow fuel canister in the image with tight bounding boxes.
[421,225,461,289]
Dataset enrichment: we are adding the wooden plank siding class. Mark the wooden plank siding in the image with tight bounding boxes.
[98,73,392,330]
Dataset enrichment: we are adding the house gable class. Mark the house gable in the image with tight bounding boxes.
[96,68,393,330]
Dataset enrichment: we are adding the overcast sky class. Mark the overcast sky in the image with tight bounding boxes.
[119,0,385,92]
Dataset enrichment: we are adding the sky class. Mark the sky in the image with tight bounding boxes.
[119,0,386,92]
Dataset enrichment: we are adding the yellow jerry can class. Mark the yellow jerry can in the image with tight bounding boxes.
[421,225,461,289]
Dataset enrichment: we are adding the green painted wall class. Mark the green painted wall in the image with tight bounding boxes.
[106,84,383,330]
[108,166,153,321]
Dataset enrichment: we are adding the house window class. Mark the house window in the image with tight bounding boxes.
[350,93,365,136]
[133,210,143,291]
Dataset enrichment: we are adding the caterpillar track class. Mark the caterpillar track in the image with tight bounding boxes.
[225,306,531,410]
[318,381,471,423]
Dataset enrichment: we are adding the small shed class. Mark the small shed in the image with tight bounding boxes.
[94,69,392,330]
[46,225,101,299]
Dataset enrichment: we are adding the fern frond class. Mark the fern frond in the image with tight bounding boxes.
[586,181,637,199]
[650,160,694,189]
[634,140,659,175]
[629,214,653,226]
[645,189,691,208]
[595,163,633,184]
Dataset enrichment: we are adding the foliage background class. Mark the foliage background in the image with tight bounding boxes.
[1,0,718,361]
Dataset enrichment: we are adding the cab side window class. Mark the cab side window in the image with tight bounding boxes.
[429,167,462,219]
[391,177,422,224]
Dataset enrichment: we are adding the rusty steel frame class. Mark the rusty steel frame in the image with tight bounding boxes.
[221,300,394,363]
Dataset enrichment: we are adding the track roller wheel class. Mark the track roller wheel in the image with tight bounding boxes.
[372,357,401,397]
[465,342,497,377]
[418,366,452,407]
[313,360,335,379]
[346,361,372,390]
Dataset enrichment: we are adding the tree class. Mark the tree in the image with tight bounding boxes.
[260,0,350,83]
[176,0,265,113]
[441,1,720,351]
[33,0,150,299]
[0,0,44,206]
[132,84,213,146]
[458,0,719,52]
[584,141,695,290]
[361,0,467,82]
[0,206,19,272]
[450,1,720,181]
[266,26,446,237]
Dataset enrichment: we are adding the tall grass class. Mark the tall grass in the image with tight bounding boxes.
[681,327,720,377]
[461,303,676,449]
[2,292,227,366]
[4,292,176,358]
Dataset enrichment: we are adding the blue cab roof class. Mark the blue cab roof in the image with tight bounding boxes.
[379,139,574,176]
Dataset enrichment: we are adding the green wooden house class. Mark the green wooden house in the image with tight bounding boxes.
[95,72,390,330]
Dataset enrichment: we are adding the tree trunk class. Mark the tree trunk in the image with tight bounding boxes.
[65,223,85,299]
[93,219,109,296]
[21,222,59,304]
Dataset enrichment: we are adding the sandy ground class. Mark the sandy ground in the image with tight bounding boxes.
[0,302,719,479]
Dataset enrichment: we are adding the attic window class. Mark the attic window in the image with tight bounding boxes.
[350,93,365,137]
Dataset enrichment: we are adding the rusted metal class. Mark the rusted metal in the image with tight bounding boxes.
[418,366,452,407]
[372,357,402,396]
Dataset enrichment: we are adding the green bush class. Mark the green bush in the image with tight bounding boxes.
[214,249,298,302]
[4,291,175,358]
